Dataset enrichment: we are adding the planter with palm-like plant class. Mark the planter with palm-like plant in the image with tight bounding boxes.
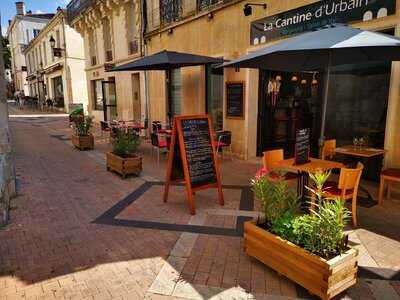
[245,169,358,300]
[71,115,94,150]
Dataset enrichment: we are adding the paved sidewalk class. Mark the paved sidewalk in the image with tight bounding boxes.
[1,115,400,300]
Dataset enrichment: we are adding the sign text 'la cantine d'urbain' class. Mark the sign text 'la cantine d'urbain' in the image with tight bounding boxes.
[251,0,396,45]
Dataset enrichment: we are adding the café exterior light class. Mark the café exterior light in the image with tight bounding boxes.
[243,3,267,16]
[49,36,56,48]
[291,75,298,82]
[49,36,64,57]
[275,75,282,81]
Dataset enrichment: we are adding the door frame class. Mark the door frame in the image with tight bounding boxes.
[102,80,117,121]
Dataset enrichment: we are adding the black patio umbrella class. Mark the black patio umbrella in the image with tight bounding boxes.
[222,24,400,155]
[109,50,224,125]
[110,50,224,71]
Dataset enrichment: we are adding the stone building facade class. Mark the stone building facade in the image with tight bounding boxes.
[24,9,88,113]
[67,0,145,122]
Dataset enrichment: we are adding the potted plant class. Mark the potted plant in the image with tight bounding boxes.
[69,106,84,123]
[244,168,358,300]
[71,115,94,150]
[106,128,142,178]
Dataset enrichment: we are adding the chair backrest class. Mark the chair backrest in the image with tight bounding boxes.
[338,162,364,193]
[152,121,162,133]
[217,131,232,146]
[263,149,284,170]
[150,133,159,147]
[100,121,109,130]
[322,139,336,160]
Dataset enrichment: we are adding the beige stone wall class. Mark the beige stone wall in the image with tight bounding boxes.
[71,0,145,123]
[145,0,400,164]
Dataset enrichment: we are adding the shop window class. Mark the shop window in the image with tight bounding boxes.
[52,76,64,108]
[206,65,223,131]
[92,79,104,111]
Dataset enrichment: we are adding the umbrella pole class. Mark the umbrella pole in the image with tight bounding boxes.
[319,52,332,158]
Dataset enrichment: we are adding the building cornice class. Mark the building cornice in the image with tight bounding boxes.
[23,11,66,54]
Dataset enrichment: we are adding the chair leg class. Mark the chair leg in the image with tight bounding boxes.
[387,182,392,200]
[352,194,358,227]
[378,177,385,205]
[229,145,233,161]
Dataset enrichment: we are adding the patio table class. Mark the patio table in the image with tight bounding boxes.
[335,145,387,158]
[335,145,387,203]
[276,158,344,208]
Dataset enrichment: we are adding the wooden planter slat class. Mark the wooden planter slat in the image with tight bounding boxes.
[106,152,142,178]
[244,221,358,300]
[245,235,328,286]
[71,134,94,150]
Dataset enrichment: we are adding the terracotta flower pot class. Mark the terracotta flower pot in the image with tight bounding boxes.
[106,152,142,178]
[244,220,358,300]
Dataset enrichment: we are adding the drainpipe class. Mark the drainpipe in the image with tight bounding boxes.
[141,0,150,135]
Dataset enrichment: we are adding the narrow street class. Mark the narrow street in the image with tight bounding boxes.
[0,112,399,300]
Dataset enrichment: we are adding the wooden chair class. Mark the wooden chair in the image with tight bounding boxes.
[263,149,297,181]
[378,168,400,205]
[322,162,364,227]
[322,139,336,160]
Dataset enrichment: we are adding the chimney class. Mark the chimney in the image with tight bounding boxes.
[15,2,26,16]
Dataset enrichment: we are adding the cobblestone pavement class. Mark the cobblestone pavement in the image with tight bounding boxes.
[1,114,400,300]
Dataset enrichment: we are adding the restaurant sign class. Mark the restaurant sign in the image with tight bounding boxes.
[251,0,396,45]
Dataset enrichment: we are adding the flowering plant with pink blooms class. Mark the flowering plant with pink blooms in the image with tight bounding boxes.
[251,167,299,223]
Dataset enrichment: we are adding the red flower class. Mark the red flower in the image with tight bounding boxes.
[255,166,269,180]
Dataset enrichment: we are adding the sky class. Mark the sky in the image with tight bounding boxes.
[0,0,70,36]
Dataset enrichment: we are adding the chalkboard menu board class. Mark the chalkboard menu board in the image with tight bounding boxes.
[164,115,224,215]
[181,118,217,188]
[295,128,310,165]
[226,82,245,119]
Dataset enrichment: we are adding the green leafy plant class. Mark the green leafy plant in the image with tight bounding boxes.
[112,129,140,158]
[69,107,84,116]
[252,168,300,223]
[251,167,350,259]
[72,115,93,136]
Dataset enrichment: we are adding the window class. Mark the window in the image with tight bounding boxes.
[43,41,47,65]
[88,29,97,66]
[160,0,182,25]
[26,29,29,43]
[102,18,113,62]
[33,29,40,37]
[206,65,223,131]
[125,2,138,54]
[92,80,104,110]
[56,30,61,48]
[168,68,181,116]
[38,45,43,67]
[146,0,160,30]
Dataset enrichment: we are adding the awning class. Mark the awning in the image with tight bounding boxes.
[109,50,225,71]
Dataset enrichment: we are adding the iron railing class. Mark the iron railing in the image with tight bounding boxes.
[67,0,96,23]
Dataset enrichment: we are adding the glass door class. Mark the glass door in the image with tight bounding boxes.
[206,65,223,131]
[102,79,117,121]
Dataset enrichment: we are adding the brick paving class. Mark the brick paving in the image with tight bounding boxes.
[1,114,400,300]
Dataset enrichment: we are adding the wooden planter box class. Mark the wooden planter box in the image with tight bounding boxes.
[244,220,358,300]
[106,152,142,178]
[71,134,94,150]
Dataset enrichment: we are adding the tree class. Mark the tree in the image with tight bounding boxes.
[1,36,11,70]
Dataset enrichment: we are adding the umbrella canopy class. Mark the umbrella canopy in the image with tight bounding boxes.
[223,25,400,71]
[222,24,400,157]
[110,50,224,71]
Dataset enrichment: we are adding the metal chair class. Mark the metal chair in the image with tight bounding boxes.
[214,131,233,160]
[100,121,111,139]
[150,133,168,166]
